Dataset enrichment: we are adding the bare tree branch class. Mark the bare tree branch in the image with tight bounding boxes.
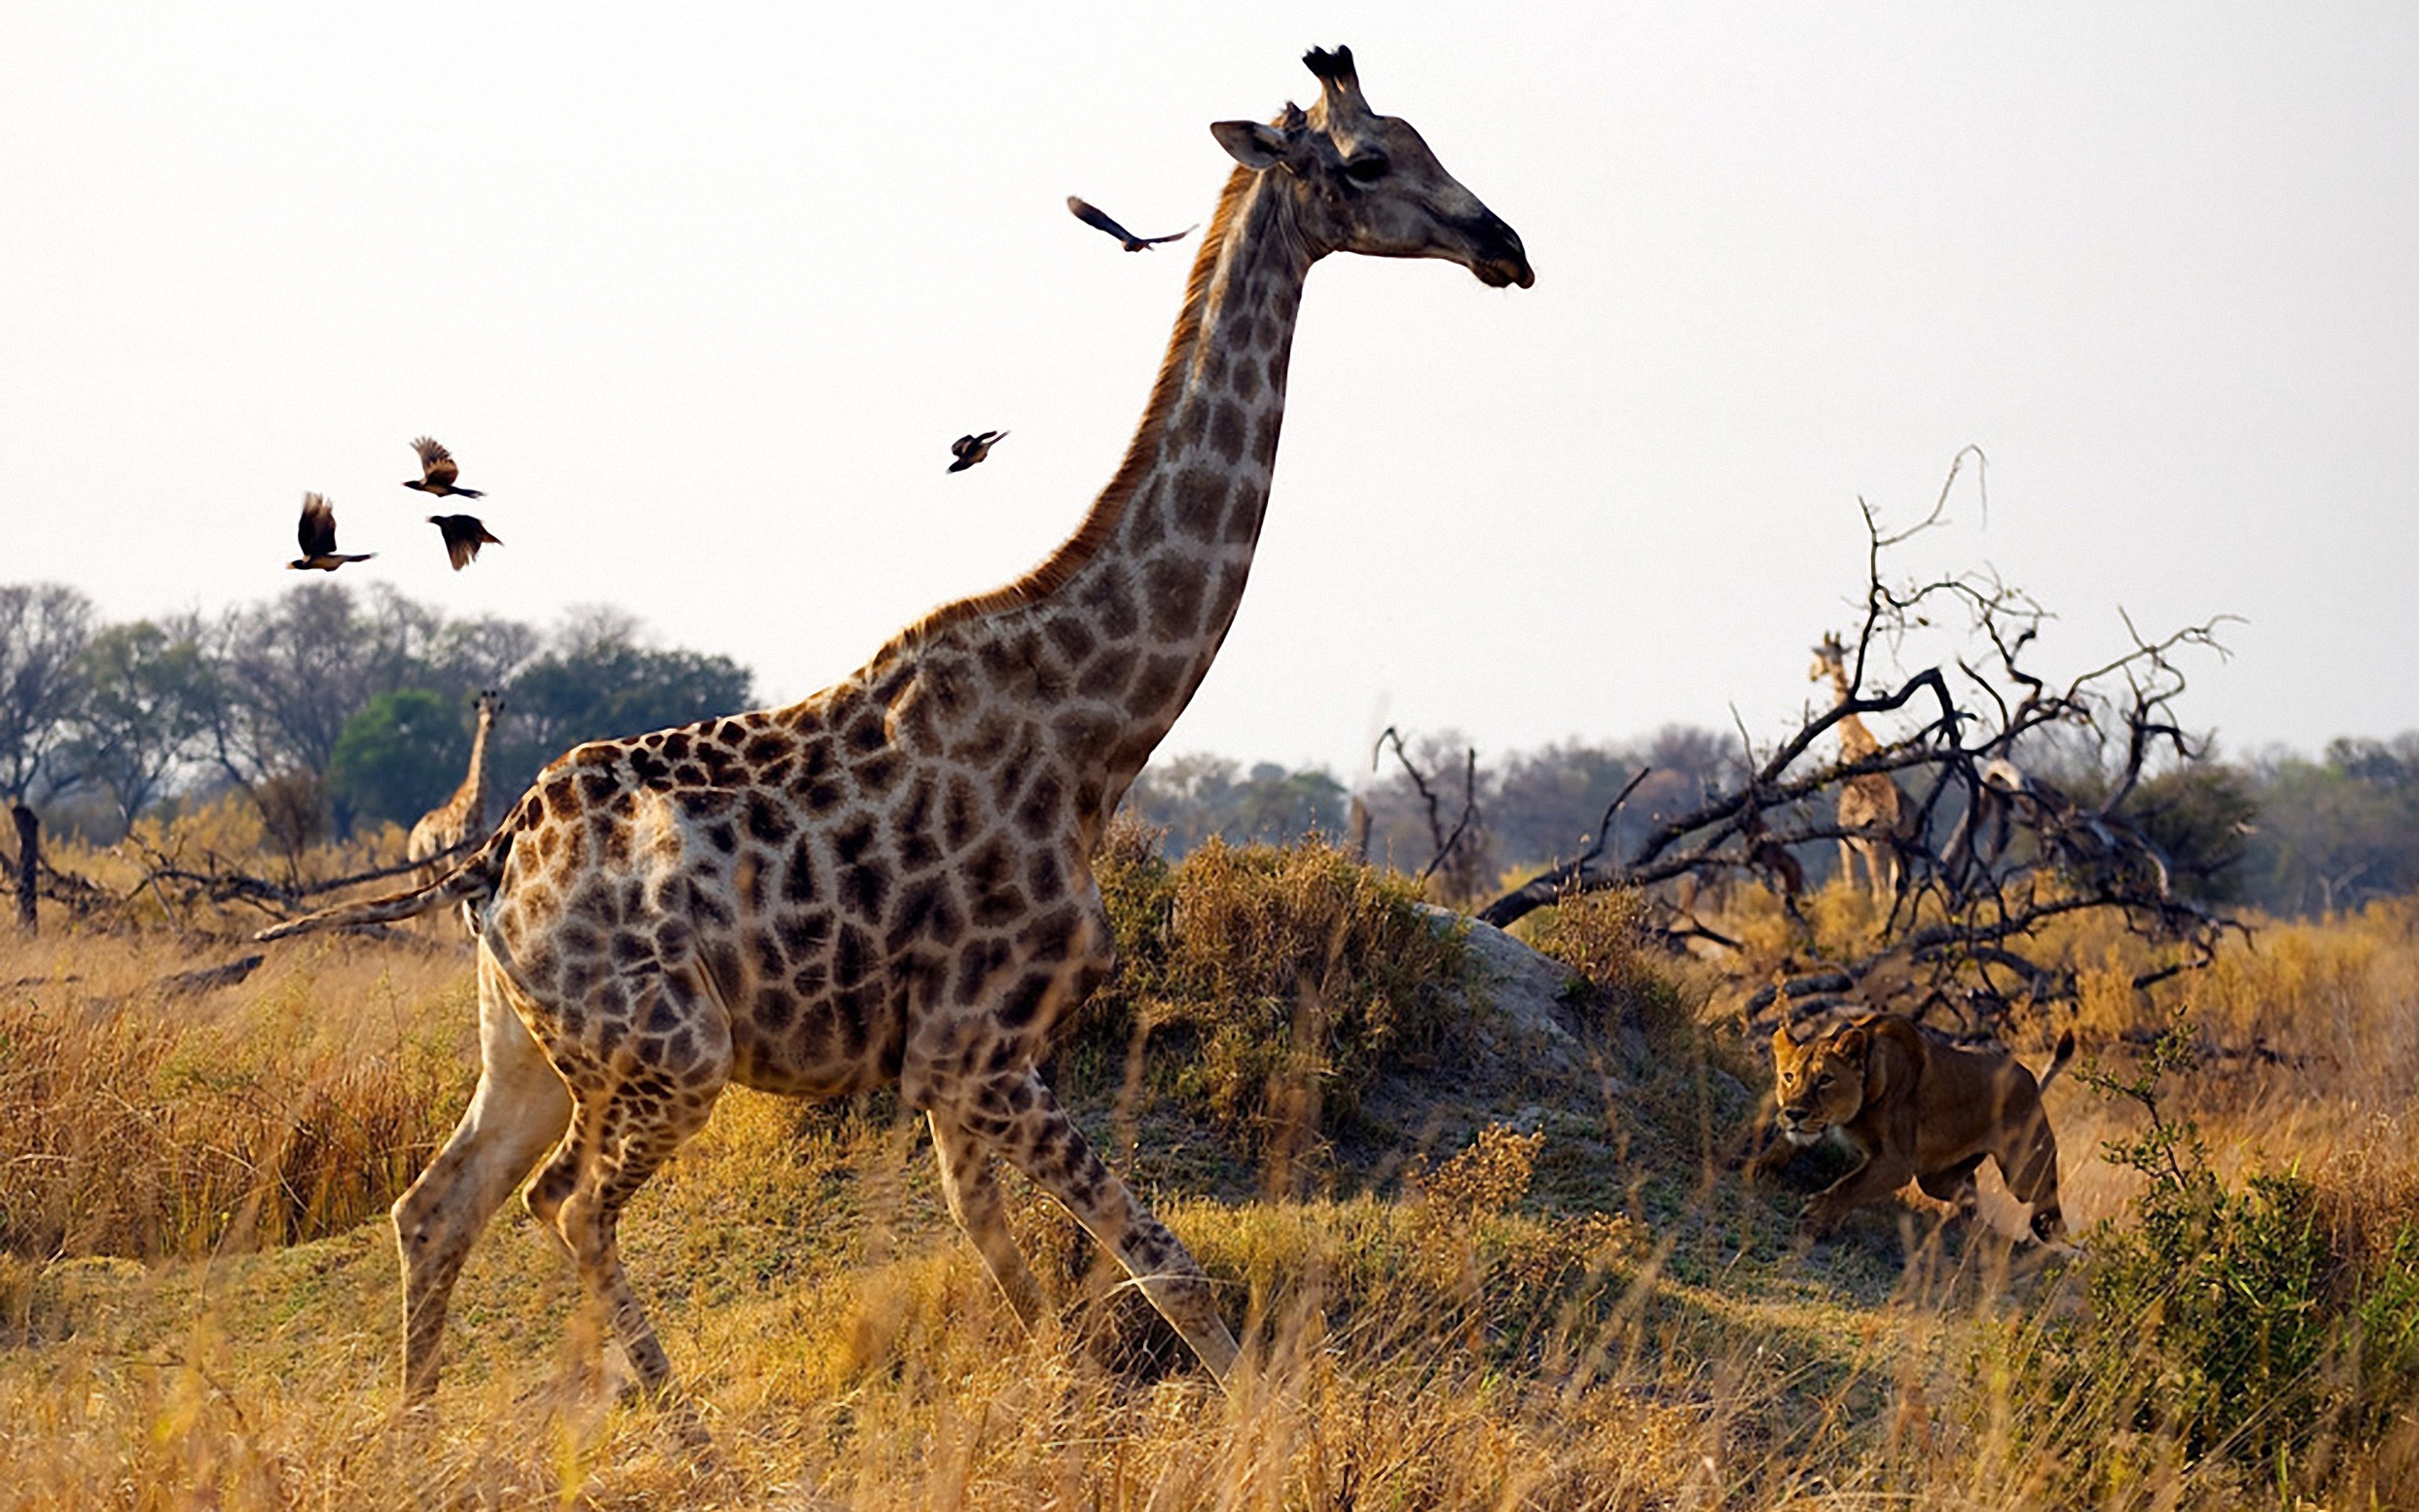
[1474,449,2245,1038]
[1373,727,1482,887]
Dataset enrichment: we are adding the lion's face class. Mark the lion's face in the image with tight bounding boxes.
[1768,1024,1870,1146]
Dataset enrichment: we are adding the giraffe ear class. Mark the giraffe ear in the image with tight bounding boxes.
[1211,119,1290,171]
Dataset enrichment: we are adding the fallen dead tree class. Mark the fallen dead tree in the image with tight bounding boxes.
[136,832,478,923]
[1479,449,2249,1039]
[25,830,484,937]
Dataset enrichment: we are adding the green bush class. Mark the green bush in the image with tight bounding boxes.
[2055,1017,2419,1483]
[1515,886,1697,1036]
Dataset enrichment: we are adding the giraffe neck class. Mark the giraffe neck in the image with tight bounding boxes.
[860,165,1314,839]
[460,707,494,828]
[1065,169,1310,793]
[1827,668,1881,760]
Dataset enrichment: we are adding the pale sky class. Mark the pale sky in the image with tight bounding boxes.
[5,4,2415,775]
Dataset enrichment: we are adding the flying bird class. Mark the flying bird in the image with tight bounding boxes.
[948,430,1008,473]
[1066,197,1196,252]
[404,436,485,498]
[289,493,375,571]
[428,514,502,571]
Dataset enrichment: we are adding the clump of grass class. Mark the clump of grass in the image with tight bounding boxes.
[1069,820,1473,1163]
[1516,885,1709,1036]
[1415,1120,1548,1219]
[1170,1123,1639,1376]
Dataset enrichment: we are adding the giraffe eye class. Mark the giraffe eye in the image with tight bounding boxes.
[1344,152,1389,184]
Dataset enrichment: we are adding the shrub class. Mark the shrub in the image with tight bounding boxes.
[2051,1015,2419,1486]
[1069,821,1472,1165]
[1515,885,1694,1032]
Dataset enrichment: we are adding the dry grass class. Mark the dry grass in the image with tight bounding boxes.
[1,927,476,1263]
[2,828,2415,1507]
[1065,823,1473,1188]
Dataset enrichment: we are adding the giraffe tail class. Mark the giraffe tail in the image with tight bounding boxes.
[253,824,516,942]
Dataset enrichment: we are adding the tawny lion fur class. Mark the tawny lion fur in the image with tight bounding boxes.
[1746,1013,2076,1242]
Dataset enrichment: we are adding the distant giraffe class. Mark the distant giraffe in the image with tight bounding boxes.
[407,688,503,887]
[1811,633,1905,903]
[258,45,1530,1424]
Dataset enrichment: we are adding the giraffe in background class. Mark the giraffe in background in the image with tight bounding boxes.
[258,45,1530,1424]
[406,688,504,887]
[1811,633,1906,903]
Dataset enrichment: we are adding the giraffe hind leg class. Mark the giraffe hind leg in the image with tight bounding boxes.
[393,952,572,1402]
[527,968,732,1426]
[961,1065,1239,1383]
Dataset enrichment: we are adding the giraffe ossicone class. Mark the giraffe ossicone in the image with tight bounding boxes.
[259,43,1530,1427]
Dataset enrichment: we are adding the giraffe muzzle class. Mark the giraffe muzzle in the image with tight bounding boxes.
[1459,211,1534,289]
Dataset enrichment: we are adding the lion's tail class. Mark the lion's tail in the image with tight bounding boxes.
[2037,1027,2078,1090]
[254,824,515,942]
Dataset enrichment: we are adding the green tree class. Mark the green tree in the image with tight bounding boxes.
[1127,754,1352,855]
[64,615,216,834]
[1491,739,1643,870]
[2117,763,2259,903]
[503,609,753,787]
[2239,736,2419,914]
[327,689,464,830]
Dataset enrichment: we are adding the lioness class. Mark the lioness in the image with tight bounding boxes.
[1746,1014,2077,1242]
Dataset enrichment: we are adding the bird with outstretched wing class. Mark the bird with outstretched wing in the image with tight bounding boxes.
[428,514,502,571]
[948,431,1007,473]
[289,493,376,571]
[405,436,485,498]
[1067,197,1196,252]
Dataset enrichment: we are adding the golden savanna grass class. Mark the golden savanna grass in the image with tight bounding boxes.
[2,816,2414,1507]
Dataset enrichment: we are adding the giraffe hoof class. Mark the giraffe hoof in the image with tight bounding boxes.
[1071,1287,1186,1383]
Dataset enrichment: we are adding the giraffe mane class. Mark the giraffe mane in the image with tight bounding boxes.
[859,161,1262,674]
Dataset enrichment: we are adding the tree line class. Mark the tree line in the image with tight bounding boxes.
[2,576,2409,918]
[1126,726,2419,922]
[0,580,750,851]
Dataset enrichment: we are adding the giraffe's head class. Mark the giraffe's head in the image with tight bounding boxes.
[1211,46,1533,290]
[474,687,505,722]
[1810,632,1848,685]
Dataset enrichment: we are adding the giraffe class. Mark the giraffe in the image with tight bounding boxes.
[1810,632,1906,903]
[406,688,504,886]
[257,45,1530,1422]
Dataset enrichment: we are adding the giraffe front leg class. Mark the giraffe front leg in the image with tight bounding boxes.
[963,1066,1240,1386]
[393,953,572,1403]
